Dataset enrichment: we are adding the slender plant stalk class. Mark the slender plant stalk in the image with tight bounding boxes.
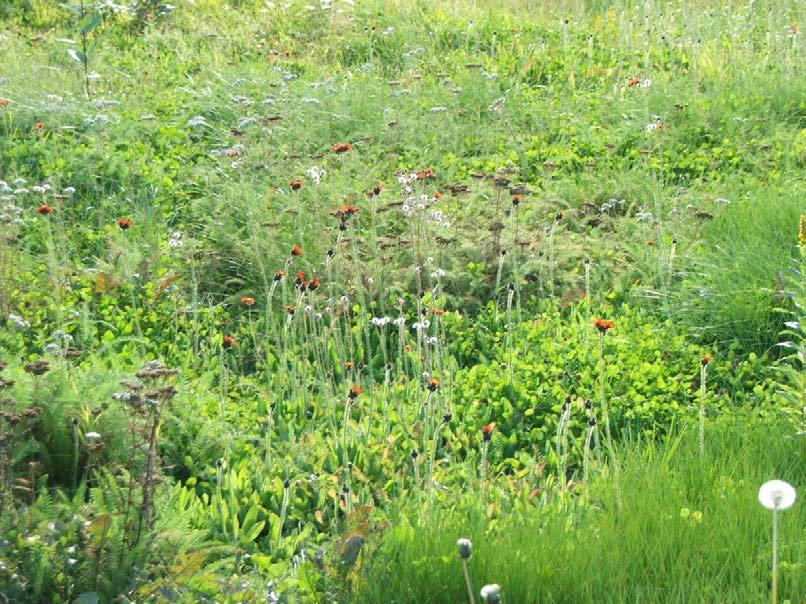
[463,559,476,604]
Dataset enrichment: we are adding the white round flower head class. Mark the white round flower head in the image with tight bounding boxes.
[85,432,102,442]
[758,480,796,510]
[480,584,501,603]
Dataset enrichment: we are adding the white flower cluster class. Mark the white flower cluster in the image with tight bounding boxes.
[306,166,326,185]
[371,316,391,327]
[168,231,183,248]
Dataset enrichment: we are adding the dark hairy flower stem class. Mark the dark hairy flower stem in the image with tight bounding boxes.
[598,332,622,510]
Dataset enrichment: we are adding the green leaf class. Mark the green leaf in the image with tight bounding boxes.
[79,12,103,35]
[73,593,100,604]
[67,49,86,64]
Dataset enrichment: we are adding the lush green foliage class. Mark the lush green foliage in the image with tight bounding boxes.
[0,0,803,601]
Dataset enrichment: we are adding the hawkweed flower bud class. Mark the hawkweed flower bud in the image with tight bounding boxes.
[456,538,472,560]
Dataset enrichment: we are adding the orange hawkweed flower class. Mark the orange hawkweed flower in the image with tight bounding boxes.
[555,211,565,221]
[291,245,302,257]
[305,278,320,291]
[225,148,239,157]
[348,384,362,399]
[274,270,286,281]
[428,308,445,315]
[482,422,496,441]
[427,377,441,391]
[36,205,54,215]
[627,77,641,87]
[333,143,352,153]
[646,239,654,246]
[701,353,712,366]
[223,335,235,348]
[289,180,304,190]
[373,183,383,195]
[403,344,413,351]
[35,122,45,129]
[787,23,798,34]
[511,194,522,205]
[433,191,442,199]
[593,318,615,333]
[116,217,132,230]
[0,99,8,107]
[295,271,305,284]
[241,296,256,306]
[345,361,354,369]
[286,305,295,315]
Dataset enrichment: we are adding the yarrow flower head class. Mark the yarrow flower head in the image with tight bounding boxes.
[593,318,614,333]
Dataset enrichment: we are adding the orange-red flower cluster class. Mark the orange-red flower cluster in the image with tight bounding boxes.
[289,180,304,190]
[627,77,641,87]
[372,183,383,196]
[701,353,712,366]
[427,377,441,391]
[116,217,132,230]
[417,167,435,180]
[291,245,302,257]
[0,99,8,107]
[348,385,362,399]
[593,318,615,333]
[36,205,54,215]
[511,194,522,205]
[333,143,352,153]
[241,296,255,306]
[274,270,286,281]
[223,335,235,348]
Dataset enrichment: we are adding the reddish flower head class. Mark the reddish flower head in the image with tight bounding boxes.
[511,194,522,205]
[593,318,615,333]
[36,205,54,215]
[0,99,8,107]
[274,270,286,281]
[427,377,441,391]
[286,305,295,315]
[241,296,256,306]
[482,422,496,441]
[116,217,132,230]
[223,335,236,349]
[433,191,442,199]
[348,384,362,399]
[333,143,352,153]
[627,77,641,87]
[289,180,304,190]
[701,353,712,366]
[35,122,45,130]
[291,245,302,257]
[373,183,383,196]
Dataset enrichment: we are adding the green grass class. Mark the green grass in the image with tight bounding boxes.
[0,0,803,601]
[354,417,805,603]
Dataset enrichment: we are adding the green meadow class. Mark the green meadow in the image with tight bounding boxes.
[0,0,803,601]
